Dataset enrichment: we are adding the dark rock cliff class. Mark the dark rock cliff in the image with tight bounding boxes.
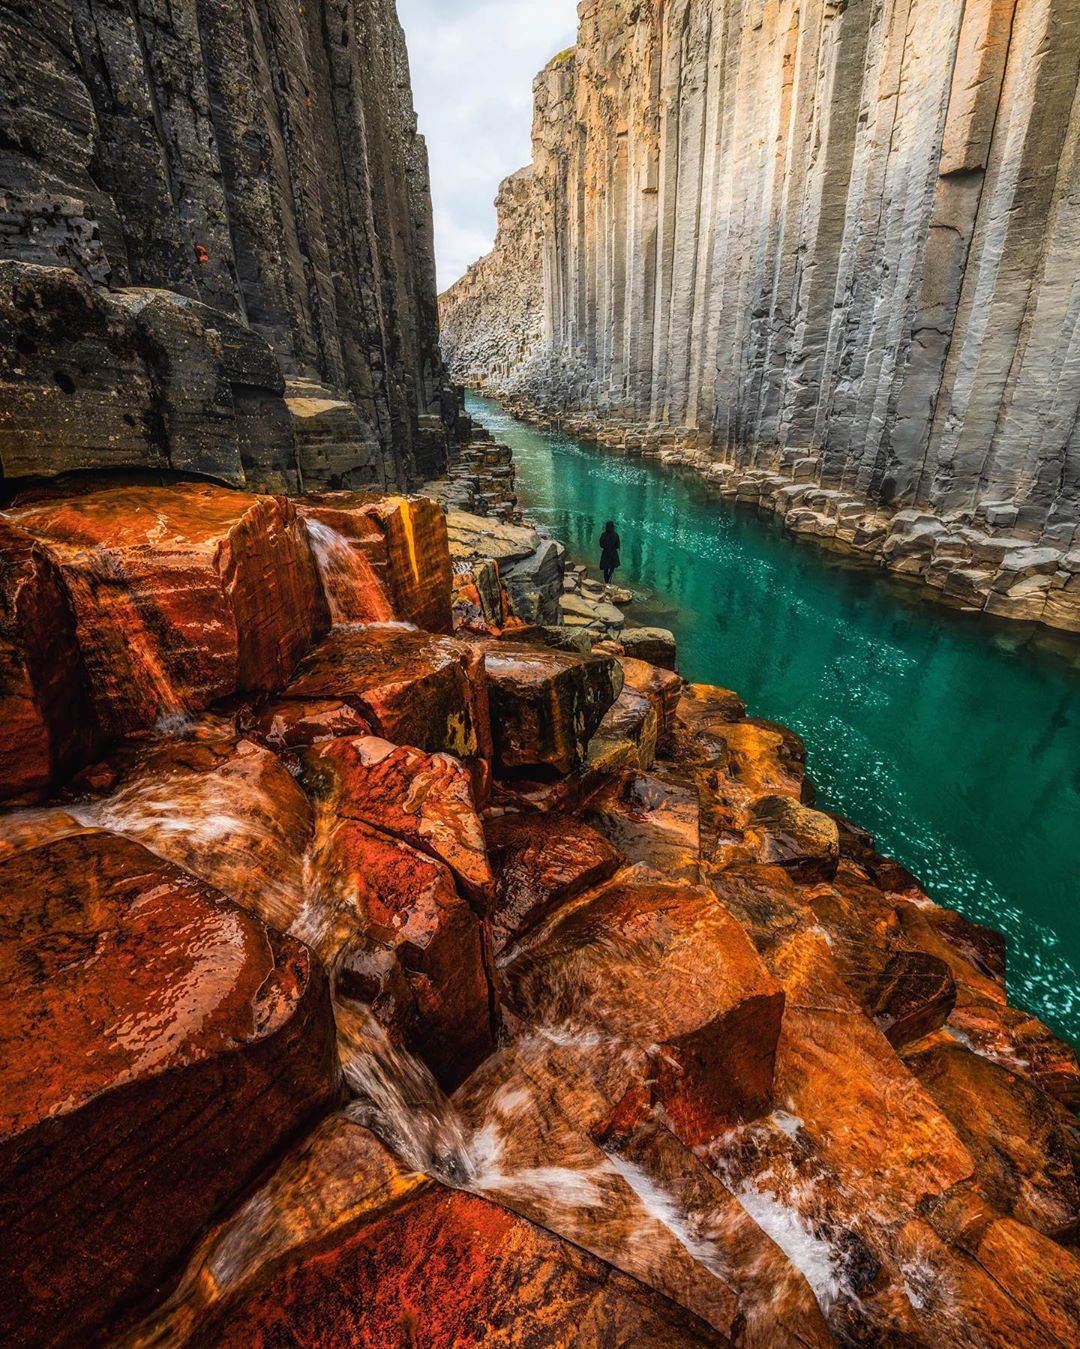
[0,0,455,492]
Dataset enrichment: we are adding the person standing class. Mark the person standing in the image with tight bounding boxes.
[599,521,621,587]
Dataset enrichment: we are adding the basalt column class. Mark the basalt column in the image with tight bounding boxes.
[0,0,455,491]
[442,0,1080,558]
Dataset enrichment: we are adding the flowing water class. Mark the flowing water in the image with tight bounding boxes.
[467,393,1080,1046]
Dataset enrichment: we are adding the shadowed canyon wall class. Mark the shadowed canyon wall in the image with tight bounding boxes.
[442,0,1080,577]
[0,0,454,492]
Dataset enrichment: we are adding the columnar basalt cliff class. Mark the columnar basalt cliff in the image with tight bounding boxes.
[441,0,1080,631]
[0,0,455,491]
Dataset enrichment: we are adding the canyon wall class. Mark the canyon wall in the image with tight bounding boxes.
[0,0,455,493]
[442,0,1080,606]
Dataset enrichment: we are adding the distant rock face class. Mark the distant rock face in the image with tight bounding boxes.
[0,0,455,490]
[442,0,1080,556]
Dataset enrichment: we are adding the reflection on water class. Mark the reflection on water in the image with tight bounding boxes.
[468,395,1080,1045]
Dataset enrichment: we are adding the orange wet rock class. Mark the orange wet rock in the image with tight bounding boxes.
[903,1031,1080,1239]
[483,640,622,775]
[76,734,316,934]
[304,734,493,906]
[299,493,454,633]
[668,682,748,765]
[504,870,784,1144]
[8,484,324,736]
[240,696,371,753]
[0,830,338,1349]
[586,767,702,882]
[310,819,495,1088]
[483,811,624,949]
[598,682,660,768]
[0,518,100,799]
[158,1183,722,1348]
[284,624,491,759]
[617,655,684,749]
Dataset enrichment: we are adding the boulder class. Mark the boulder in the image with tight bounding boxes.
[742,794,840,882]
[619,626,678,670]
[619,655,684,749]
[309,820,494,1089]
[484,812,623,950]
[0,517,98,799]
[504,871,784,1144]
[74,734,316,934]
[8,484,324,736]
[483,642,622,776]
[586,769,702,882]
[445,510,565,624]
[304,735,493,907]
[284,625,491,760]
[299,494,454,633]
[0,831,338,1349]
[240,697,371,755]
[903,1032,1080,1239]
[598,684,659,768]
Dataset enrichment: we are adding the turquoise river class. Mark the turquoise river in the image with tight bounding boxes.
[468,394,1080,1046]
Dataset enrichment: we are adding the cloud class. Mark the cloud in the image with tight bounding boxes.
[397,0,579,290]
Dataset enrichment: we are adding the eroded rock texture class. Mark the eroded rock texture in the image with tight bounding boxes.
[441,0,1080,629]
[0,0,455,490]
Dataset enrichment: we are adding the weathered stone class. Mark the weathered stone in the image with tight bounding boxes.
[0,0,454,490]
[742,794,840,882]
[310,819,495,1089]
[0,831,338,1349]
[0,517,98,799]
[586,769,702,882]
[9,485,324,737]
[619,626,678,670]
[304,735,493,906]
[241,698,372,755]
[903,1031,1080,1239]
[504,871,784,1144]
[285,625,491,760]
[300,494,454,633]
[483,641,622,775]
[484,812,623,950]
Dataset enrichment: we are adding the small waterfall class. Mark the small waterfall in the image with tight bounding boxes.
[303,518,396,625]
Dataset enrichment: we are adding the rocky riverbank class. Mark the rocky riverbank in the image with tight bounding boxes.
[1,474,1078,1347]
[441,0,1080,638]
[475,392,1080,642]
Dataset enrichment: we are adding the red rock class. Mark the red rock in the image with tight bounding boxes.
[9,484,324,736]
[672,684,748,765]
[151,1174,720,1348]
[305,734,493,906]
[299,493,454,633]
[456,1040,829,1347]
[598,684,660,768]
[79,735,316,935]
[618,655,684,749]
[505,872,784,1144]
[483,812,623,949]
[765,929,975,1216]
[240,696,371,753]
[284,625,491,760]
[0,831,338,1349]
[0,518,100,800]
[310,819,494,1088]
[586,767,702,882]
[742,794,840,881]
[903,1031,1080,1238]
[483,641,622,775]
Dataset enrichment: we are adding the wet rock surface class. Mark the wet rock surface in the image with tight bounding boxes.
[0,483,1075,1348]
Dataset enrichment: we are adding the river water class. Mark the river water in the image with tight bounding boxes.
[468,394,1080,1046]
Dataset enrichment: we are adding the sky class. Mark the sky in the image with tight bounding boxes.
[397,0,579,293]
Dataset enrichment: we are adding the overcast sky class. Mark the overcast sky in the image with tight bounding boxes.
[397,0,579,292]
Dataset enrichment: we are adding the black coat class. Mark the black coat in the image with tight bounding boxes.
[600,529,621,569]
